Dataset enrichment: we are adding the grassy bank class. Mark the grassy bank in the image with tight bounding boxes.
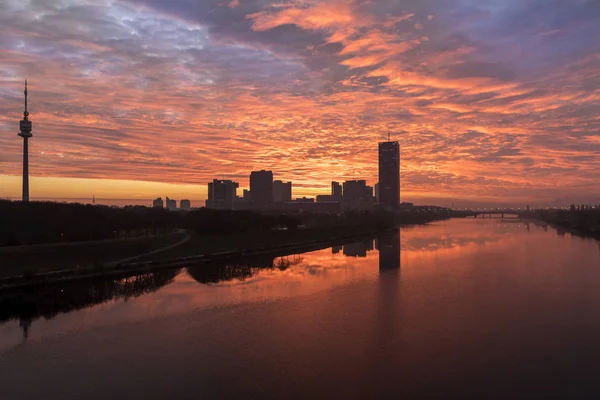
[0,232,186,279]
[0,210,452,288]
[135,225,388,262]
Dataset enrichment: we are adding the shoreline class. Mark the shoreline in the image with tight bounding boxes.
[524,218,600,241]
[0,227,399,290]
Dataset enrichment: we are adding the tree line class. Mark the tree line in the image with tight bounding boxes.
[0,201,302,247]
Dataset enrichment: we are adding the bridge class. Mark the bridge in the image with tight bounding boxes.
[462,209,526,219]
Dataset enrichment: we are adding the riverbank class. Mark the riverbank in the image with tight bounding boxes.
[0,208,456,289]
[528,218,600,241]
[0,232,187,279]
[0,225,399,290]
[523,210,600,241]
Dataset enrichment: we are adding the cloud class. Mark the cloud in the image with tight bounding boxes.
[0,0,599,205]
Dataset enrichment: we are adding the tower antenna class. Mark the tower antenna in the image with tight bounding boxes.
[24,79,28,117]
[388,132,391,141]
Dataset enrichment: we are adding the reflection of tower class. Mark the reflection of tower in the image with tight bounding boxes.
[378,230,400,272]
[18,80,33,202]
[19,317,31,340]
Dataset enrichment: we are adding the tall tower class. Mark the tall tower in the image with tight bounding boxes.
[378,134,400,209]
[18,80,33,202]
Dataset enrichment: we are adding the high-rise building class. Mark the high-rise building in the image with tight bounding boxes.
[243,189,251,201]
[250,170,274,208]
[153,197,164,208]
[207,179,239,209]
[18,80,32,202]
[180,199,191,210]
[343,180,373,199]
[332,181,342,198]
[273,180,292,203]
[166,197,177,210]
[374,183,380,203]
[379,139,400,209]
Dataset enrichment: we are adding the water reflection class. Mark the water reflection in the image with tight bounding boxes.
[2,220,598,347]
[342,240,375,258]
[2,220,600,399]
[186,255,304,285]
[0,269,181,339]
[187,232,399,285]
[377,230,401,272]
[0,231,402,335]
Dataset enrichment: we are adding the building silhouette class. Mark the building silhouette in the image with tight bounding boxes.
[207,179,239,209]
[18,80,32,202]
[343,240,374,257]
[343,180,373,199]
[153,197,164,208]
[166,197,177,210]
[292,197,315,203]
[250,170,274,209]
[379,138,400,209]
[332,181,343,198]
[377,230,401,271]
[273,180,292,203]
[180,199,191,210]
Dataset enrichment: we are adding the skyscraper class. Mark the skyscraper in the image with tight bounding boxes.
[343,180,373,199]
[250,170,274,208]
[166,197,177,210]
[331,181,342,198]
[180,199,191,210]
[153,197,164,208]
[207,179,239,209]
[18,80,32,202]
[378,138,400,209]
[273,180,292,203]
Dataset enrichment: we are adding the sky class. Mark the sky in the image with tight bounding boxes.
[1,0,599,207]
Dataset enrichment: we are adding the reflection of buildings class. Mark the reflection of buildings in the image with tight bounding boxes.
[377,230,401,271]
[343,240,374,258]
[332,245,343,254]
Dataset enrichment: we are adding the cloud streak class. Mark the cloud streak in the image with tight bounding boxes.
[0,0,599,205]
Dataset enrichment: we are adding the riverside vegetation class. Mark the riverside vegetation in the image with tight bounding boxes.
[0,200,452,282]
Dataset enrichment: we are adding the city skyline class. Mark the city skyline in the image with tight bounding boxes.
[1,1,600,207]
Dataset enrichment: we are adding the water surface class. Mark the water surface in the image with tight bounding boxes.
[1,219,600,399]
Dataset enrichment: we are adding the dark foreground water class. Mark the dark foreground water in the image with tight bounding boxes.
[1,219,600,399]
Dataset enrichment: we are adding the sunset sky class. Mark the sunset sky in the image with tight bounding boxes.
[1,0,599,207]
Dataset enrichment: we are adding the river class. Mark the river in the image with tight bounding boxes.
[1,219,600,399]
